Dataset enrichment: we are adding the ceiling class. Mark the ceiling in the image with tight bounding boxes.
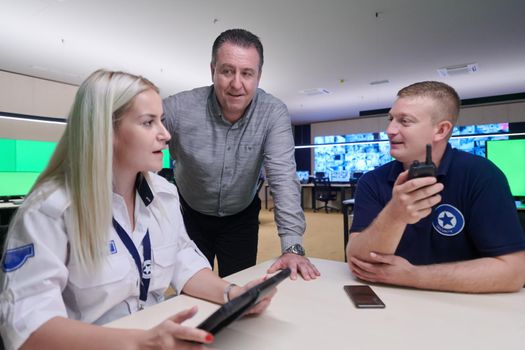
[1,0,524,125]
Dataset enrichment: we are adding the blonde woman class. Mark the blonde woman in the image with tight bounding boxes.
[0,69,275,350]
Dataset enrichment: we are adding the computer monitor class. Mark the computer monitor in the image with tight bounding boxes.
[0,138,57,200]
[486,139,525,197]
[296,171,310,184]
[329,170,350,183]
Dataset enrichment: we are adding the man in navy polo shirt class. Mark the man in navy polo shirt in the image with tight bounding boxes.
[346,81,525,293]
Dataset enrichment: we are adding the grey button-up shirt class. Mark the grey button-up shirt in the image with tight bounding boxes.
[163,86,305,250]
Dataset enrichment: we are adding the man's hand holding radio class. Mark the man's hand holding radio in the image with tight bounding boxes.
[390,169,444,225]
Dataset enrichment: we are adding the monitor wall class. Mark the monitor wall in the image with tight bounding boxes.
[486,139,525,197]
[313,123,510,182]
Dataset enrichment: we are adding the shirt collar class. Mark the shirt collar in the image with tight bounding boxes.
[207,85,258,127]
[387,161,404,184]
[135,173,154,207]
[208,86,223,121]
[435,143,453,178]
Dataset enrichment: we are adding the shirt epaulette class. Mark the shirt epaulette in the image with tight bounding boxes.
[38,186,69,219]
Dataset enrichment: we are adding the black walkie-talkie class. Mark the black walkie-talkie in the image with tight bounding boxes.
[408,144,436,179]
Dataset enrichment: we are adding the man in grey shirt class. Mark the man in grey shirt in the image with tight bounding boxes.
[163,29,319,279]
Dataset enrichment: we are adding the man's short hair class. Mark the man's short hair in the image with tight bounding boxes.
[211,29,264,72]
[397,81,460,125]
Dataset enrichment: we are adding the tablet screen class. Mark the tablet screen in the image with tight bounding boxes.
[197,268,291,334]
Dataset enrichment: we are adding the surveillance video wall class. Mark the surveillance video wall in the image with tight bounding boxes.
[313,123,509,182]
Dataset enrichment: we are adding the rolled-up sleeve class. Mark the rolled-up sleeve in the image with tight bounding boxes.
[264,103,305,251]
[171,239,211,295]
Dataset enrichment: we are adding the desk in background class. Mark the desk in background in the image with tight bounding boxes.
[264,183,354,210]
[0,201,20,226]
[0,201,21,251]
[107,258,525,350]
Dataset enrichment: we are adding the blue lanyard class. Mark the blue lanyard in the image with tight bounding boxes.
[112,218,151,308]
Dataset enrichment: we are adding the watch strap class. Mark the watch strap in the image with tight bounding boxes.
[223,283,237,303]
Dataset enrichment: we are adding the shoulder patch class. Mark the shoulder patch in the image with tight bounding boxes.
[2,244,35,272]
[432,204,465,236]
[39,187,70,219]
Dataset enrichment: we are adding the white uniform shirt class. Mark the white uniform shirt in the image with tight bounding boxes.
[0,174,211,350]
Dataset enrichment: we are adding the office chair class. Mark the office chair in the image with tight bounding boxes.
[0,224,9,254]
[313,177,339,213]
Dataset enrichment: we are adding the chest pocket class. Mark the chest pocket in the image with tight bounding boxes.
[69,255,131,288]
[235,140,262,165]
[150,243,178,290]
[67,254,132,320]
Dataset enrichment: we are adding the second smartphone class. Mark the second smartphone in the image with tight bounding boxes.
[343,285,385,308]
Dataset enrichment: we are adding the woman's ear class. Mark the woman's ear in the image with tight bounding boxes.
[434,120,453,142]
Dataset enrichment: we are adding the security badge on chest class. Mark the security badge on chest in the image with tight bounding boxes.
[432,204,465,236]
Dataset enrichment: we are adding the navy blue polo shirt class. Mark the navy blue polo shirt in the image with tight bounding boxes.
[350,144,525,265]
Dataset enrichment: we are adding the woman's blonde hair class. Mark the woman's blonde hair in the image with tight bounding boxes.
[28,69,158,270]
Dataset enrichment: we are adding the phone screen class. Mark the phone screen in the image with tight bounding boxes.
[343,285,385,308]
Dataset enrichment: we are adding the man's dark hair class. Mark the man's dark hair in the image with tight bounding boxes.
[211,29,264,71]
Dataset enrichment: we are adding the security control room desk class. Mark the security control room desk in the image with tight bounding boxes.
[264,183,354,210]
[0,202,20,210]
[0,201,21,225]
[107,258,525,350]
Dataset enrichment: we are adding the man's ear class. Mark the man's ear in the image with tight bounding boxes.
[434,120,453,142]
[210,63,215,82]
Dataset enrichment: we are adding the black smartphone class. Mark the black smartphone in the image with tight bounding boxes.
[343,285,385,308]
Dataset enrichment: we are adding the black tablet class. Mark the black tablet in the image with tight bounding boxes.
[197,268,291,334]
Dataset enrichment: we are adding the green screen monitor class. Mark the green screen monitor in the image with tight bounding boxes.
[162,149,171,168]
[0,138,173,199]
[486,139,525,197]
[0,172,41,198]
[0,138,57,198]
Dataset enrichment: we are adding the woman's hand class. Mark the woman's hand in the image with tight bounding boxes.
[228,276,277,316]
[140,306,217,349]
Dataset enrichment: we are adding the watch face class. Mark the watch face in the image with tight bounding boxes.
[287,244,305,256]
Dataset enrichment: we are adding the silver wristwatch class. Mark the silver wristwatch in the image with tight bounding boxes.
[284,243,305,256]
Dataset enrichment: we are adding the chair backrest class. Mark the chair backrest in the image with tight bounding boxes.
[313,177,335,198]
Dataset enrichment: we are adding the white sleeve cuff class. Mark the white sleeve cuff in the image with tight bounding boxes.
[171,247,211,295]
